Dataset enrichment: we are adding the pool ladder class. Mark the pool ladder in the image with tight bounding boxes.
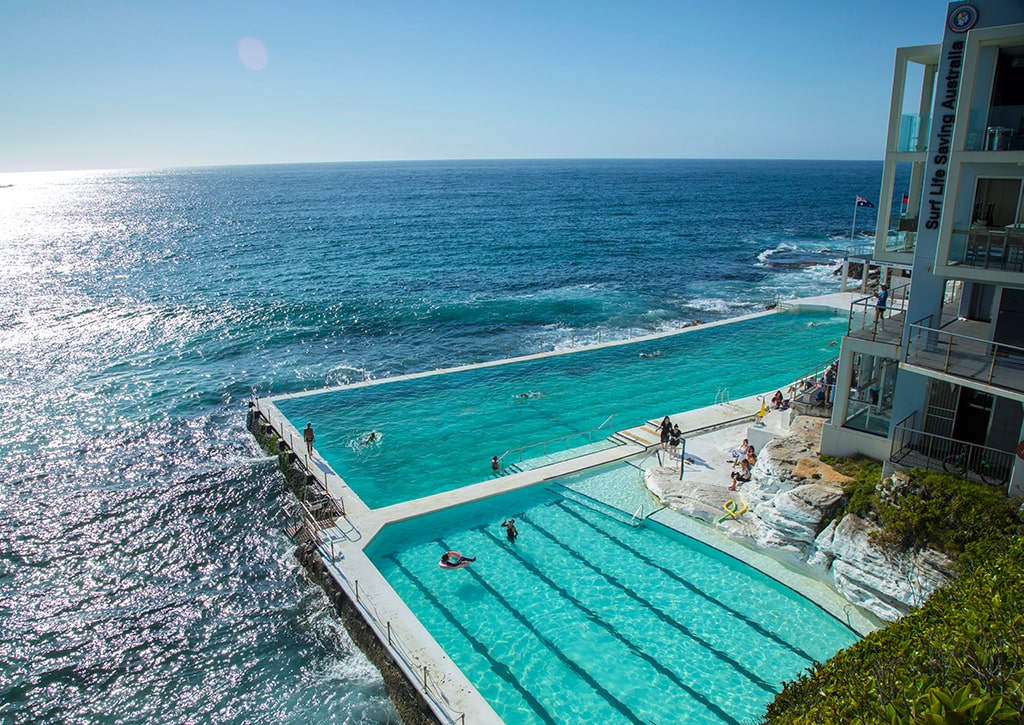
[715,386,731,405]
[630,504,644,527]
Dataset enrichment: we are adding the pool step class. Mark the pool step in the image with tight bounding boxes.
[549,484,637,526]
[612,425,660,448]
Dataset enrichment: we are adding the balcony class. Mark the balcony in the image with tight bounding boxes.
[890,417,1013,486]
[884,229,916,254]
[903,319,1024,397]
[947,228,1024,273]
[897,113,928,153]
[847,281,910,345]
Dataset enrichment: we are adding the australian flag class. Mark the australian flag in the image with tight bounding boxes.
[856,196,875,208]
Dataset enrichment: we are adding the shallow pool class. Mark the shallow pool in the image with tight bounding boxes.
[367,464,859,724]
[274,310,844,508]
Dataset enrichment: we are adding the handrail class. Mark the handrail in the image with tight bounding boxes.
[350,577,467,725]
[497,414,615,467]
[904,322,1024,388]
[890,422,1013,486]
[630,504,644,526]
[847,280,911,337]
[948,227,1024,272]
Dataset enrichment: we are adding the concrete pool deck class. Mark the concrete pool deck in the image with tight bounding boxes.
[251,291,871,724]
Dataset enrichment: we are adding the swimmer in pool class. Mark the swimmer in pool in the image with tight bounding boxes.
[363,431,377,445]
[501,519,518,545]
[440,552,475,567]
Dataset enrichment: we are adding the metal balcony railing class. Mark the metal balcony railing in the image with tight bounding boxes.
[884,229,916,253]
[947,228,1024,273]
[890,420,1014,486]
[904,322,1024,396]
[847,281,910,340]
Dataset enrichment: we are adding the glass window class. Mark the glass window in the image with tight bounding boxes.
[843,353,899,435]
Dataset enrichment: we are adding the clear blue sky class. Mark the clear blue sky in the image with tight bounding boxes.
[1,0,952,172]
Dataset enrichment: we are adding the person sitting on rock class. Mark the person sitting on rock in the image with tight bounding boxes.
[730,438,750,464]
[729,459,751,491]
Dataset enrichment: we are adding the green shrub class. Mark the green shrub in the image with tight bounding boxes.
[872,469,1022,556]
[762,536,1024,724]
[821,455,882,520]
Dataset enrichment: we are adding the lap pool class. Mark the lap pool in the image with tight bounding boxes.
[272,310,844,509]
[366,462,860,724]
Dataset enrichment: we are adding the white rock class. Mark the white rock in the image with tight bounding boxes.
[808,519,837,569]
[753,483,844,554]
[827,514,953,622]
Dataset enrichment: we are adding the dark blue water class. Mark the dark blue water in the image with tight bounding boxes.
[0,159,884,723]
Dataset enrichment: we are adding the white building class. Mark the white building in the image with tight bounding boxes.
[820,1,1024,496]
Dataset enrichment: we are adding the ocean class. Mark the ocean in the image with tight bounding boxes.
[0,159,887,724]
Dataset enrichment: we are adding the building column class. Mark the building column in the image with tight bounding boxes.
[839,258,850,291]
[830,346,856,427]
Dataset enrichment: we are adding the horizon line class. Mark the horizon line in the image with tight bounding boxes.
[1,156,883,175]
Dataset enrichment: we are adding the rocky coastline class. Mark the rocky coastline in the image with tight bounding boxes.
[644,415,953,622]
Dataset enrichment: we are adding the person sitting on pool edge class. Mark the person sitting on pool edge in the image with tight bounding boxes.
[501,518,518,544]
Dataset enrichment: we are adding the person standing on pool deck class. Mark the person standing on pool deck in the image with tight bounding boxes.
[501,519,518,545]
[303,423,315,457]
[659,416,672,452]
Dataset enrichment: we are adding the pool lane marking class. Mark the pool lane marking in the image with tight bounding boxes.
[387,553,559,725]
[477,527,743,725]
[438,536,651,724]
[517,512,778,697]
[550,498,820,665]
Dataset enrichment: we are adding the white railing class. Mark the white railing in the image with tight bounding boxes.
[630,504,644,526]
[351,579,468,725]
[497,414,615,468]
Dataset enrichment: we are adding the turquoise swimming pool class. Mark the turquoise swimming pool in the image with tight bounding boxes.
[274,310,844,509]
[367,463,859,724]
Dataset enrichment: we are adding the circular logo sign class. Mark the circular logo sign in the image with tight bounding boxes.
[948,4,979,32]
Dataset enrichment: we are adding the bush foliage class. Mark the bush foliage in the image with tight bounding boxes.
[763,462,1024,723]
[763,535,1024,724]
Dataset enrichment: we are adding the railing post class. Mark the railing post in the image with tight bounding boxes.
[989,343,998,384]
[387,621,392,646]
[355,580,359,603]
[944,336,953,373]
[423,666,429,692]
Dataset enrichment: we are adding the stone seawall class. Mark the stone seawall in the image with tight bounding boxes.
[247,403,440,725]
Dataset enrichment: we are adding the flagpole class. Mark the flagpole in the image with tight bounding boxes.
[851,196,858,244]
